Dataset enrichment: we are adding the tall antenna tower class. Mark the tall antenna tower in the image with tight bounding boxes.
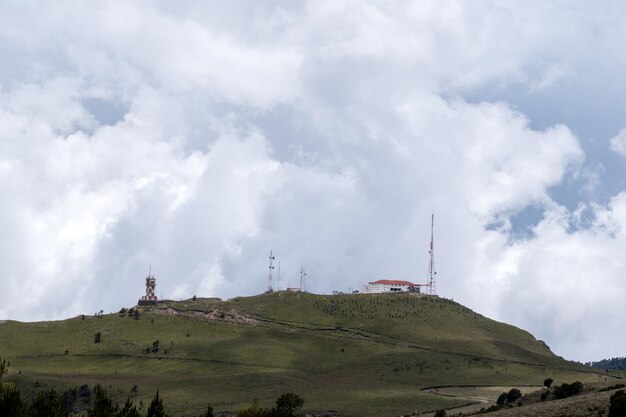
[267,251,275,293]
[277,260,281,292]
[300,267,307,292]
[427,213,437,295]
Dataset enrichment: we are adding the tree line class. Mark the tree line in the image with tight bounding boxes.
[0,357,304,417]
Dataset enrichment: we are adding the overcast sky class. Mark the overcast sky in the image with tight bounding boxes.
[1,1,626,362]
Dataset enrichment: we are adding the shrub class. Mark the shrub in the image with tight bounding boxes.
[496,393,507,405]
[544,378,554,388]
[506,388,522,403]
[275,393,304,417]
[434,410,447,417]
[94,332,101,344]
[554,381,583,399]
[609,390,626,417]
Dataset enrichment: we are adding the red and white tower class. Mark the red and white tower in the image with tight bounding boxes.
[139,267,158,305]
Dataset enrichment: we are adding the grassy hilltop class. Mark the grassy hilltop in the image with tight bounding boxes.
[0,292,612,416]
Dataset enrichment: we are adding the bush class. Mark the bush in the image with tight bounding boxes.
[275,393,304,417]
[506,388,522,403]
[434,410,447,417]
[554,381,583,399]
[94,332,101,344]
[496,393,507,405]
[544,378,554,388]
[609,390,626,417]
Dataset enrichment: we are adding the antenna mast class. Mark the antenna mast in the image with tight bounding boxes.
[277,260,281,291]
[267,251,275,293]
[300,267,307,292]
[427,213,437,295]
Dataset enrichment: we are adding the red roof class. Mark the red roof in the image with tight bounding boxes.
[370,280,421,286]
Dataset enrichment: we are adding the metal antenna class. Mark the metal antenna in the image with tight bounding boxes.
[267,251,275,293]
[277,260,281,291]
[427,213,437,295]
[300,267,307,292]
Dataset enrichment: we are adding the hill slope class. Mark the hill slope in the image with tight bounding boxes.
[0,293,606,416]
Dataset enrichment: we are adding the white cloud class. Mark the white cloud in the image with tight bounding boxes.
[0,1,625,362]
[610,129,626,157]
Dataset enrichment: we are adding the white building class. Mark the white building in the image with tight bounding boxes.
[362,279,424,294]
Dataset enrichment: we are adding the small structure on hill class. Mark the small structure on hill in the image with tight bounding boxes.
[138,268,158,305]
[362,279,424,294]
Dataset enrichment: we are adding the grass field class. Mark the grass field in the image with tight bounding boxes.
[0,292,612,417]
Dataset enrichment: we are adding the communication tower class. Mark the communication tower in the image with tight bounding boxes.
[300,267,307,292]
[139,267,158,305]
[427,214,437,295]
[267,251,275,293]
[277,260,281,291]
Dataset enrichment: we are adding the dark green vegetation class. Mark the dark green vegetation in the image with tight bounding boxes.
[0,293,609,416]
[609,390,626,417]
[590,357,626,371]
[0,379,212,417]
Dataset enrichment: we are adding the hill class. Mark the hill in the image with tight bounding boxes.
[0,292,613,416]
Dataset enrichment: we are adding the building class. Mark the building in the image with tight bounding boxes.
[138,270,158,305]
[362,279,424,294]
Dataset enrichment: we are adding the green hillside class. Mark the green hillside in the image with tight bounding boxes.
[0,293,607,417]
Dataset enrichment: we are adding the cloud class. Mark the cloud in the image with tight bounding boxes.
[610,129,626,158]
[0,1,625,362]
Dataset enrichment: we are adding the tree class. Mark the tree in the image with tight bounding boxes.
[152,340,160,353]
[199,404,214,417]
[275,393,304,417]
[0,385,27,417]
[496,392,507,405]
[117,398,141,417]
[88,385,118,417]
[146,390,168,417]
[544,378,554,388]
[0,357,7,380]
[609,390,626,417]
[94,332,101,344]
[30,389,69,417]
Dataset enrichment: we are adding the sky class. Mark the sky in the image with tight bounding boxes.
[1,1,625,362]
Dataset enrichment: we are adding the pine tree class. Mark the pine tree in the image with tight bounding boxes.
[199,404,214,417]
[117,398,141,417]
[88,385,118,417]
[146,390,168,417]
